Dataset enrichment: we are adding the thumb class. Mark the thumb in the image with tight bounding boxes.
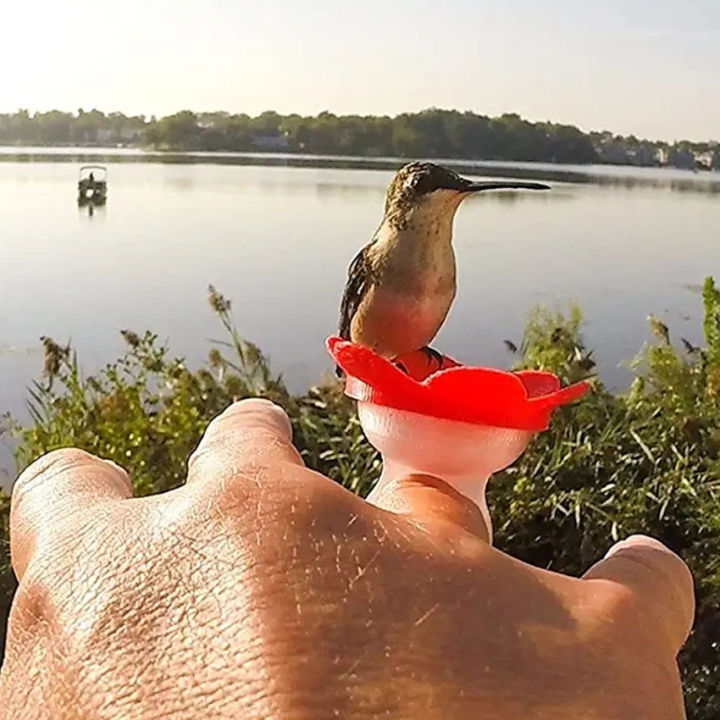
[367,474,491,543]
[583,534,695,654]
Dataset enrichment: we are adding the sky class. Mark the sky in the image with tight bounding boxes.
[1,0,719,141]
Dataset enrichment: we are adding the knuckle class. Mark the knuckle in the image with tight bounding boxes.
[13,448,98,500]
[590,543,695,651]
[612,540,694,605]
[101,458,130,481]
[203,400,291,444]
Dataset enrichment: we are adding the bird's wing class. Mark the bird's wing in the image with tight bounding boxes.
[339,244,374,340]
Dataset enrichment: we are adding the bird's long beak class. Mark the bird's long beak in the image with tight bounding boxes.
[464,181,551,192]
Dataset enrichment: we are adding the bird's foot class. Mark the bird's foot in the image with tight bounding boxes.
[391,347,447,380]
[421,346,444,367]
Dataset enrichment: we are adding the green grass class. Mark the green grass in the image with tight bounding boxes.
[1,282,719,718]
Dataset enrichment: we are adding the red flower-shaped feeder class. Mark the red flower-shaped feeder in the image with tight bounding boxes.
[327,337,590,542]
[327,337,589,432]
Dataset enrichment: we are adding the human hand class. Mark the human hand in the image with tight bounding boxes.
[0,399,694,719]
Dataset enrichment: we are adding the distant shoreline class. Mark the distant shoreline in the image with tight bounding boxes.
[3,108,717,174]
[2,143,719,171]
[2,147,719,193]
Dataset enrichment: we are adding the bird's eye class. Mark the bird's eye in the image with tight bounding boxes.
[404,176,418,192]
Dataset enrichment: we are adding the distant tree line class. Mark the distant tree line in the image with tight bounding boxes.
[0,107,718,169]
[0,109,147,147]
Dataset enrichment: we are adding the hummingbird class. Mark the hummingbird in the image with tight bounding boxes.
[337,162,549,368]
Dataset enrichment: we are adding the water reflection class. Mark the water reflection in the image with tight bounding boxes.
[164,177,196,191]
[314,182,384,199]
[78,202,106,220]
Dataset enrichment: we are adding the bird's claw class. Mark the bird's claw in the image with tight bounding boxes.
[421,346,444,367]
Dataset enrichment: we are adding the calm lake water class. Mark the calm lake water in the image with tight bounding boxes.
[1,151,720,486]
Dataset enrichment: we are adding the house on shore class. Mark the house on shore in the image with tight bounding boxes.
[251,132,289,151]
[663,148,696,170]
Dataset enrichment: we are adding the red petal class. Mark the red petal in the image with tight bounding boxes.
[327,337,589,431]
[424,366,531,427]
[515,370,561,398]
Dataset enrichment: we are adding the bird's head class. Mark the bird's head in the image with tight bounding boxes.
[383,161,549,231]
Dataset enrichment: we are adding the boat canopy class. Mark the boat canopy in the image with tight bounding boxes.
[79,165,107,180]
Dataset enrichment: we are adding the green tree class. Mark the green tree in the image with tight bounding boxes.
[72,108,108,144]
[33,110,73,145]
[153,110,201,149]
